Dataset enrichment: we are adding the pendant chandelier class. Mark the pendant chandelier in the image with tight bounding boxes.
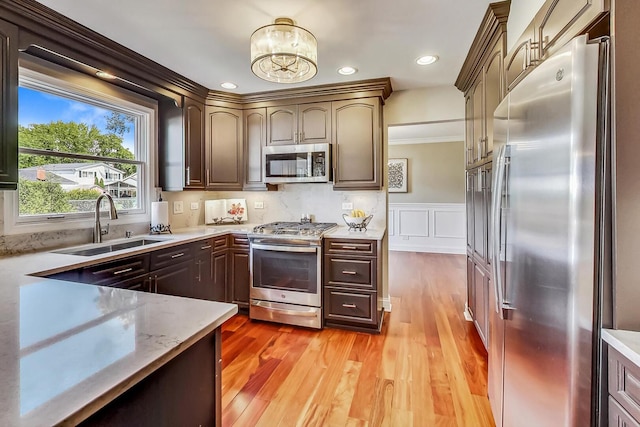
[250,17,318,84]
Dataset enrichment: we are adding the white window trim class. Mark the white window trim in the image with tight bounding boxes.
[3,56,158,236]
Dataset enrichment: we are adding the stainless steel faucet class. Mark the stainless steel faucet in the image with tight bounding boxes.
[94,192,118,243]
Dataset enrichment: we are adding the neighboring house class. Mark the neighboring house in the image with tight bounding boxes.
[20,163,136,197]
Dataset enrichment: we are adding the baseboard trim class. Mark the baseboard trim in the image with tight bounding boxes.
[389,246,466,255]
[382,297,392,312]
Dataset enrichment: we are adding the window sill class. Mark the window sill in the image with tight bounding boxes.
[3,212,150,236]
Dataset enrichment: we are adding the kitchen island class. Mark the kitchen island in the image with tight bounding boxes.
[0,226,245,426]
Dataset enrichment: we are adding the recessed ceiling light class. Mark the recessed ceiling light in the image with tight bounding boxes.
[221,82,238,89]
[416,55,439,65]
[337,66,357,76]
[96,71,117,80]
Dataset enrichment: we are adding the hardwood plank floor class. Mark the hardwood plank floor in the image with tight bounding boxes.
[221,252,493,426]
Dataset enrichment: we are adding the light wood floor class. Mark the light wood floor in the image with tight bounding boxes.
[220,252,494,426]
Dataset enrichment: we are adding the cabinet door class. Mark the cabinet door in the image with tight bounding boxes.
[473,170,486,262]
[110,273,150,292]
[483,36,504,159]
[195,251,213,300]
[537,0,606,60]
[473,263,488,348]
[266,105,297,145]
[205,106,243,190]
[465,94,474,167]
[467,255,475,318]
[153,261,193,297]
[243,108,268,190]
[183,97,205,189]
[466,170,475,253]
[0,19,18,190]
[471,78,484,164]
[228,250,250,308]
[506,22,536,92]
[298,102,331,144]
[332,98,381,190]
[211,250,228,303]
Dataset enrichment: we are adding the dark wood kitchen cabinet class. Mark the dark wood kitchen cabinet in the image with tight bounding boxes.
[210,235,228,303]
[183,97,206,189]
[323,238,382,332]
[194,238,214,300]
[228,234,250,309]
[81,254,150,288]
[332,98,382,190]
[266,101,331,146]
[205,106,244,190]
[0,19,19,190]
[149,243,195,297]
[243,108,269,190]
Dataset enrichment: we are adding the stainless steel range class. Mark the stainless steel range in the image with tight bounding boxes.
[248,221,337,329]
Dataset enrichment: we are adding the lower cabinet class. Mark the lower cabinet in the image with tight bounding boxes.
[45,234,253,307]
[228,234,250,309]
[467,254,490,349]
[323,238,382,332]
[608,346,640,426]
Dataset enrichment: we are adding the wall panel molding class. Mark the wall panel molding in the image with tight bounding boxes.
[388,203,465,254]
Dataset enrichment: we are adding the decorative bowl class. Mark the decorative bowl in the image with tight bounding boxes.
[342,214,373,231]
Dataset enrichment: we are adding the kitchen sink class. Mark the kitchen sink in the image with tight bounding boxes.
[54,238,168,256]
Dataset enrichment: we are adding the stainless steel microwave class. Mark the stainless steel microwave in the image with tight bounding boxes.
[263,143,331,183]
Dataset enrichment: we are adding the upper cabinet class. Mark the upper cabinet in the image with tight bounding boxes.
[332,98,382,190]
[506,0,607,91]
[0,19,19,190]
[455,2,509,169]
[243,107,270,191]
[183,97,206,189]
[205,106,243,191]
[266,101,331,145]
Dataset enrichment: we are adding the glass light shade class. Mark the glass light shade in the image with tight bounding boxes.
[250,18,318,83]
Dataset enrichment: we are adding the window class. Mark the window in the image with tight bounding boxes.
[5,55,157,234]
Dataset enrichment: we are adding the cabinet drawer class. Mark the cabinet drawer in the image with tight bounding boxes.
[212,235,228,252]
[109,273,150,292]
[150,243,193,270]
[610,396,640,427]
[324,288,376,326]
[325,239,376,255]
[609,347,640,421]
[230,233,249,249]
[195,238,214,253]
[325,257,375,290]
[82,254,149,287]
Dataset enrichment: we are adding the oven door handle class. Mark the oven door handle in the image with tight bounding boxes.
[251,300,319,316]
[251,243,318,253]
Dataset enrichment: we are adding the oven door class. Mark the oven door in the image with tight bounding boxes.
[250,242,321,307]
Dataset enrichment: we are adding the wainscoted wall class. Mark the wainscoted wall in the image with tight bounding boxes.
[388,203,465,254]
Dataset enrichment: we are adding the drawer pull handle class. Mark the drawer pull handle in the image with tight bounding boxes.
[200,245,212,250]
[113,267,133,275]
[171,253,185,259]
[342,270,357,275]
[342,246,357,250]
[342,303,357,308]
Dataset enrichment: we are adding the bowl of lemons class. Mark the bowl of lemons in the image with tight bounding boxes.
[342,209,373,231]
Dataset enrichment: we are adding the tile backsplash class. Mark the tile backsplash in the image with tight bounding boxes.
[0,185,386,254]
[162,184,387,229]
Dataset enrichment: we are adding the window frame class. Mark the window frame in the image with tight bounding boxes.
[3,55,157,236]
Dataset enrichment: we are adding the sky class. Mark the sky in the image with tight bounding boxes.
[18,87,135,152]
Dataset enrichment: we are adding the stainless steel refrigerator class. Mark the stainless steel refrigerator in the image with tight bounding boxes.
[489,35,610,426]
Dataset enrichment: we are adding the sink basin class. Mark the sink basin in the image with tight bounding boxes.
[54,238,168,256]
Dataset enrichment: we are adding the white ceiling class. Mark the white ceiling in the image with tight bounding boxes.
[35,0,494,95]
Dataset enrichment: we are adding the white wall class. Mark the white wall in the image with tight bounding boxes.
[384,86,464,125]
[507,0,546,52]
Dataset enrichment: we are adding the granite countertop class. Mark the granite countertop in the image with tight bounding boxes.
[0,225,251,426]
[602,329,640,367]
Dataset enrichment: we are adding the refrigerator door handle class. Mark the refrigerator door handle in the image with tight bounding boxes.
[491,145,515,319]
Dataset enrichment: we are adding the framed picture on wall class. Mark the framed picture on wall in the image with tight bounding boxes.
[388,158,408,193]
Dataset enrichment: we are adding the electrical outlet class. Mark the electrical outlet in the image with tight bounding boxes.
[254,201,264,209]
[173,201,184,214]
[342,202,353,210]
[190,202,199,210]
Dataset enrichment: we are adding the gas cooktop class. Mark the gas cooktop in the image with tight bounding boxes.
[251,221,337,237]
